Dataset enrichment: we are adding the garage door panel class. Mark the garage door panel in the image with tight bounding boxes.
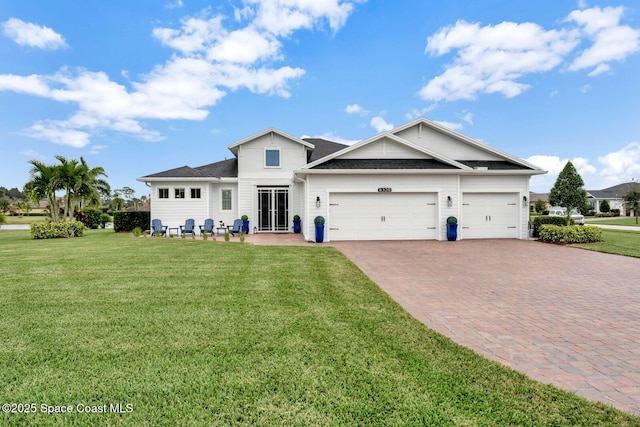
[330,193,437,241]
[462,193,519,239]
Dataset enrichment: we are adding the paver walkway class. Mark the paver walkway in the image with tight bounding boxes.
[332,239,640,415]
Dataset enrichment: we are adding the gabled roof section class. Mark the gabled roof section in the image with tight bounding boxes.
[141,165,205,179]
[300,132,471,171]
[392,117,544,172]
[227,128,314,156]
[303,138,349,162]
[139,158,238,180]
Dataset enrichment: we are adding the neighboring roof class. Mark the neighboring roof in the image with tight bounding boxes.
[311,158,458,170]
[588,182,640,199]
[227,128,314,156]
[303,138,349,162]
[529,193,549,202]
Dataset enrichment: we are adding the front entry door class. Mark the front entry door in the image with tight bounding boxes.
[258,188,289,232]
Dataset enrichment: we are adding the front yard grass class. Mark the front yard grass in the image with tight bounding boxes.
[1,230,638,426]
[3,215,47,225]
[585,217,640,226]
[572,229,640,258]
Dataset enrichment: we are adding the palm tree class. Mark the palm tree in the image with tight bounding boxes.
[54,155,82,221]
[24,160,62,222]
[74,157,110,212]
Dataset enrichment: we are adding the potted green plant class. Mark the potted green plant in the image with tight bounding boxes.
[293,214,301,233]
[314,216,325,243]
[241,215,249,234]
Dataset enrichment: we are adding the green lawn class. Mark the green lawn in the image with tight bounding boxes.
[585,217,640,226]
[1,230,638,426]
[572,229,640,258]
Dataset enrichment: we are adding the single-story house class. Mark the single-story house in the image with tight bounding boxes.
[587,182,639,216]
[138,118,546,241]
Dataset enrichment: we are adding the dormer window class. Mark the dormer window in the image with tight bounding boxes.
[265,149,280,168]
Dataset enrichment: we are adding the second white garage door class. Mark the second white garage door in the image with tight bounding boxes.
[329,192,438,241]
[461,193,519,239]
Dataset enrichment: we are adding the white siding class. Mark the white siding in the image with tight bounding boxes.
[150,181,210,230]
[395,125,503,160]
[237,133,308,179]
[339,137,429,159]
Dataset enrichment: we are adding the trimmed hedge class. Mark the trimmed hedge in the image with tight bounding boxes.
[75,208,104,229]
[532,216,571,237]
[114,211,150,232]
[538,224,602,244]
[31,221,85,239]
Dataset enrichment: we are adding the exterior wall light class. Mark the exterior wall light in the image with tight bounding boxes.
[316,196,321,208]
[447,196,452,207]
[523,195,528,207]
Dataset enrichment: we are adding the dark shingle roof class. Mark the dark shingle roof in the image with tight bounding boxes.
[588,182,640,198]
[143,165,204,178]
[457,160,533,170]
[194,158,238,177]
[311,158,458,170]
[143,159,238,178]
[303,138,349,162]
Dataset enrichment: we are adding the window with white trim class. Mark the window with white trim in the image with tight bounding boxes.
[221,189,232,210]
[158,188,169,199]
[175,188,185,199]
[190,188,201,199]
[265,149,280,168]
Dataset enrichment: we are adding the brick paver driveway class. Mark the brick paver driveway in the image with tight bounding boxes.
[333,239,640,415]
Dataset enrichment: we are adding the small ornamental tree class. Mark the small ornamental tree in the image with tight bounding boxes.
[599,199,610,213]
[534,199,547,213]
[548,161,588,224]
[623,184,640,224]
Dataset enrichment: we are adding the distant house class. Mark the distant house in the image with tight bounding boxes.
[587,182,639,216]
[529,192,549,212]
[138,118,546,241]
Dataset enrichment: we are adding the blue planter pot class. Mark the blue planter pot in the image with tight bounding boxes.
[293,219,301,233]
[242,220,249,234]
[315,225,324,243]
[446,223,458,241]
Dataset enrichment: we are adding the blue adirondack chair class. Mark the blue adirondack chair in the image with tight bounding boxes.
[229,219,243,236]
[180,218,196,236]
[199,218,214,236]
[151,219,167,237]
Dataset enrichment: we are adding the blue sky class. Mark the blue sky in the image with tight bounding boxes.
[1,0,639,198]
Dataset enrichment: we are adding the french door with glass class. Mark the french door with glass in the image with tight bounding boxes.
[257,187,289,232]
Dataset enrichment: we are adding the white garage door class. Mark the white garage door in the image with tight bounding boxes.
[461,193,519,239]
[329,193,437,241]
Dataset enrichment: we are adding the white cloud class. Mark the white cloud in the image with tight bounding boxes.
[2,18,67,50]
[421,20,578,101]
[434,120,463,131]
[406,105,436,120]
[0,3,361,147]
[370,116,393,132]
[344,103,369,115]
[581,84,591,93]
[166,0,183,9]
[420,6,640,102]
[526,147,640,192]
[460,111,473,124]
[598,142,640,181]
[567,6,640,74]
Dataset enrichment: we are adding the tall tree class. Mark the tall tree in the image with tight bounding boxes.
[74,157,110,210]
[548,161,588,224]
[623,184,640,224]
[24,160,62,222]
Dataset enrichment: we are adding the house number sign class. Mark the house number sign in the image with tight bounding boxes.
[377,187,392,192]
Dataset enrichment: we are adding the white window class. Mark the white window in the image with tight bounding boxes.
[158,188,169,199]
[221,189,232,210]
[265,149,280,168]
[190,188,201,199]
[175,188,185,199]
